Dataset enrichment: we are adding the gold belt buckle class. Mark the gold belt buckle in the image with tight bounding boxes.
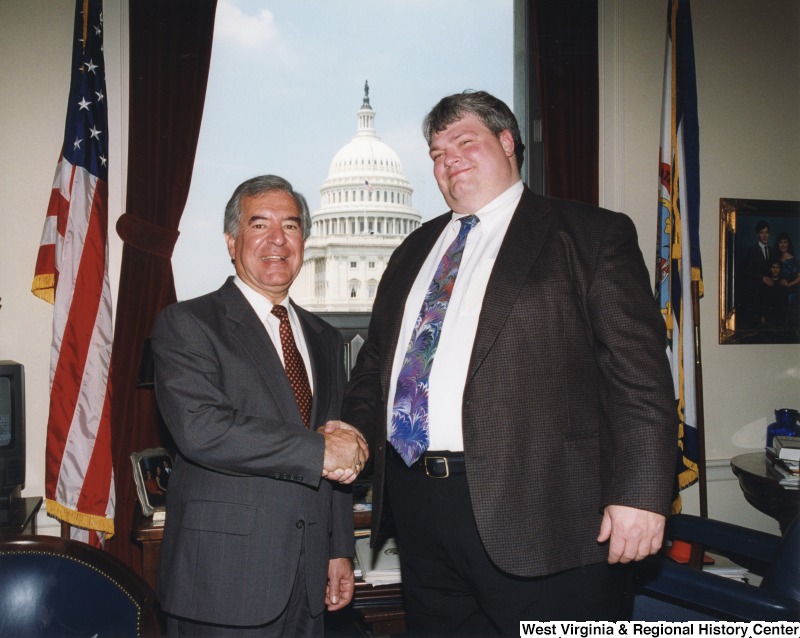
[425,456,449,478]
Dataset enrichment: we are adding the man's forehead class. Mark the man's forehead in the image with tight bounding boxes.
[242,192,299,215]
[437,114,481,133]
[243,211,301,226]
[430,115,485,146]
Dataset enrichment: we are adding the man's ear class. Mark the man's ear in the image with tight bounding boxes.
[499,129,515,158]
[225,233,236,262]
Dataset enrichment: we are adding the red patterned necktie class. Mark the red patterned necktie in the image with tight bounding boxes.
[271,305,312,428]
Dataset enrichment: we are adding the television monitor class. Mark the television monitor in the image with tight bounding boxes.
[0,360,25,523]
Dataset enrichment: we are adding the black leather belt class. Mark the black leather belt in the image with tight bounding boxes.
[391,447,466,478]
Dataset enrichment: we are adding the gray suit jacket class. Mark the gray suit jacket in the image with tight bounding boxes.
[343,187,676,578]
[152,277,352,626]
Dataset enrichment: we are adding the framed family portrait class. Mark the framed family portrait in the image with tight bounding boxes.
[130,447,172,517]
[719,198,800,344]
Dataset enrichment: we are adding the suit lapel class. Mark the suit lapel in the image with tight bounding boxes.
[467,188,555,382]
[293,303,329,429]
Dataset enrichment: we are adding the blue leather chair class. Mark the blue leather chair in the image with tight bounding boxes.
[0,534,159,637]
[632,513,800,621]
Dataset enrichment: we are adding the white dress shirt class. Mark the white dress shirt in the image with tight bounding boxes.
[387,181,523,451]
[233,277,314,393]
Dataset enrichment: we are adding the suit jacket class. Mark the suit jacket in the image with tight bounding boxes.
[151,277,352,626]
[343,187,676,578]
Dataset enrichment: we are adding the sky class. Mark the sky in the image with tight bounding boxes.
[174,0,513,300]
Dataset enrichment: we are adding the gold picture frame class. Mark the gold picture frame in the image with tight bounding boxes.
[130,447,172,517]
[719,198,800,344]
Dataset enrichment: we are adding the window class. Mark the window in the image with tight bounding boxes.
[350,261,358,269]
[368,261,375,269]
[173,1,513,301]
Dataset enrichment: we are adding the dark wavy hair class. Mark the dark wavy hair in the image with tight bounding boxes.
[775,231,795,257]
[422,90,525,170]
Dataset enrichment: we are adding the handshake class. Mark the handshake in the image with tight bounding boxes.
[318,420,369,485]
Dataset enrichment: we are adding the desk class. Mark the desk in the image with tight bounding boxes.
[0,497,43,536]
[132,508,406,636]
[131,506,164,592]
[352,580,406,637]
[730,453,800,533]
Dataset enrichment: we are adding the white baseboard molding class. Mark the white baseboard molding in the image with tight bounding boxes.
[706,457,738,483]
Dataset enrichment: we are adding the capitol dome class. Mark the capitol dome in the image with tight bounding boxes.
[291,82,421,313]
[325,112,406,183]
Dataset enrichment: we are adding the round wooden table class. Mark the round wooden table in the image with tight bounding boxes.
[730,453,800,533]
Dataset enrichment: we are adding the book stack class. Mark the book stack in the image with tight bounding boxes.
[766,436,800,489]
[354,537,402,586]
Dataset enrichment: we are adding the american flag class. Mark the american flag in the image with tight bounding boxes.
[654,0,702,513]
[32,0,115,545]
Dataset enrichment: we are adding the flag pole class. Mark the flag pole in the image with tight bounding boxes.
[684,278,707,568]
[691,279,708,518]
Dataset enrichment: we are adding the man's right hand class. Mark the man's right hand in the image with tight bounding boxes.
[319,421,368,484]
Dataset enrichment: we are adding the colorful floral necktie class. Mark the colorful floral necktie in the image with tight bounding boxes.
[389,215,479,465]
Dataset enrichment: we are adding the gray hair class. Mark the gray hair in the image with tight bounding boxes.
[223,175,312,241]
[423,90,525,170]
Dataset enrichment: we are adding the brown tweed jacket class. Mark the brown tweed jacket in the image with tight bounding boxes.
[342,187,677,578]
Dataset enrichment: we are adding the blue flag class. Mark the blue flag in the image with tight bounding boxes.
[654,0,702,513]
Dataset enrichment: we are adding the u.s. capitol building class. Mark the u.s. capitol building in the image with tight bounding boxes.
[291,83,421,312]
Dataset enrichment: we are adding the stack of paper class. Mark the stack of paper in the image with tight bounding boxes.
[768,461,800,488]
[355,537,402,585]
[766,441,800,489]
[703,564,751,583]
[774,436,800,461]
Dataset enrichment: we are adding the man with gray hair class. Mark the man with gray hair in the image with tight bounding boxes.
[152,174,368,636]
[343,91,676,633]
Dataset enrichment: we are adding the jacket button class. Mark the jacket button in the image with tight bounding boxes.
[296,520,305,529]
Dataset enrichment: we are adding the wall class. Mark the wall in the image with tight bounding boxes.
[600,0,800,534]
[0,1,797,537]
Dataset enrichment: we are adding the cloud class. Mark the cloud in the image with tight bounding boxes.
[215,1,279,49]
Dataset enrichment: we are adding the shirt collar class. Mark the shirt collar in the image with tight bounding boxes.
[233,276,289,319]
[451,180,524,231]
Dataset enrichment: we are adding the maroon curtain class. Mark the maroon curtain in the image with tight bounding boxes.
[530,0,598,205]
[107,0,217,572]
